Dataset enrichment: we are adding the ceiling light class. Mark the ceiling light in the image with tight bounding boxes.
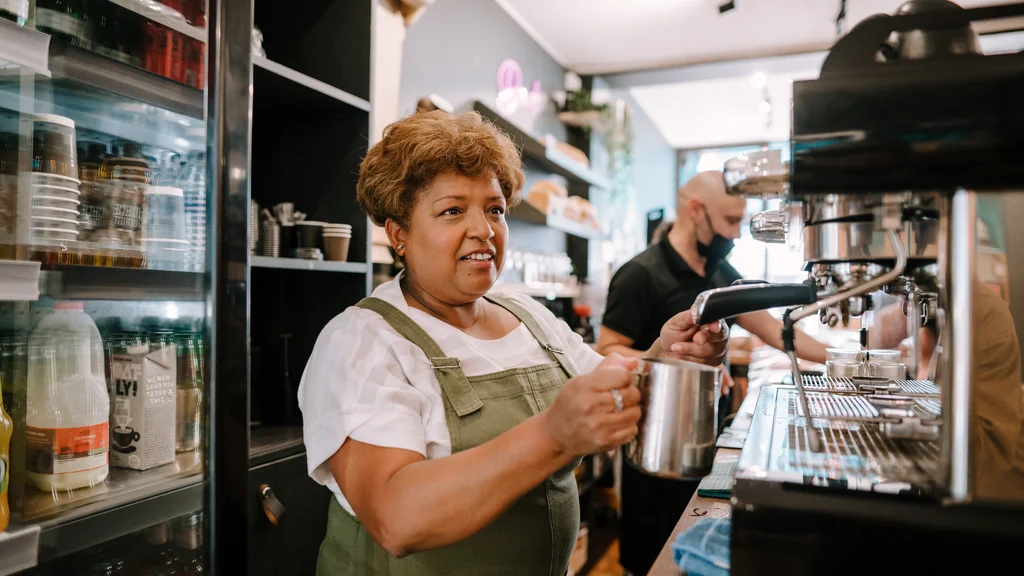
[750,72,767,89]
[758,100,773,114]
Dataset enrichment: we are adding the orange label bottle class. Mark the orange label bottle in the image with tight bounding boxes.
[0,394,11,533]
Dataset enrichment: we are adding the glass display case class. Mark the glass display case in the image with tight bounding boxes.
[0,1,240,574]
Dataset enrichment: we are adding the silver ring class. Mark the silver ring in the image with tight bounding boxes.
[611,389,624,414]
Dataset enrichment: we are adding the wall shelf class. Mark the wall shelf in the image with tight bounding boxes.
[253,56,371,112]
[251,256,369,273]
[509,201,607,240]
[472,101,609,190]
[250,425,305,467]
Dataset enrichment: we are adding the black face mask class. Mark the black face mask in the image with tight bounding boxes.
[696,208,735,264]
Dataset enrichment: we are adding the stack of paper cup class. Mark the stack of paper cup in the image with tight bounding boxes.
[30,114,82,248]
[323,223,351,262]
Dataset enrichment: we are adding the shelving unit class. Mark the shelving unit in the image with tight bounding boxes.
[473,100,609,190]
[492,281,582,299]
[249,425,305,467]
[251,256,368,274]
[253,56,371,112]
[245,2,375,573]
[509,201,607,240]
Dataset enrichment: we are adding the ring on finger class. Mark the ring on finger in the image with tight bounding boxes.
[611,388,624,414]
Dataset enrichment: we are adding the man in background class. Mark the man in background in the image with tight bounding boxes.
[600,170,828,575]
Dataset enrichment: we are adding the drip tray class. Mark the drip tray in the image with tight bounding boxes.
[736,386,939,494]
[796,389,941,421]
[799,375,940,397]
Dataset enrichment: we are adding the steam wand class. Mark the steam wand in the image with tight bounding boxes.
[783,227,909,452]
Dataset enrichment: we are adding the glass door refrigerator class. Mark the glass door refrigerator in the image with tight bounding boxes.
[0,0,252,574]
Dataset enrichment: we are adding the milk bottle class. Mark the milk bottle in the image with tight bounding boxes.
[25,302,109,492]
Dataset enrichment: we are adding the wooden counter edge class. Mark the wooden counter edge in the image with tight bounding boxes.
[646,448,741,576]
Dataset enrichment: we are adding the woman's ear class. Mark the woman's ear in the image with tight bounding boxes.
[384,219,407,257]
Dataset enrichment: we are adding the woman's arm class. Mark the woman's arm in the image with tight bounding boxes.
[331,357,641,557]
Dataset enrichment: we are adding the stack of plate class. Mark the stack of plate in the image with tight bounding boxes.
[31,172,82,246]
[295,247,323,261]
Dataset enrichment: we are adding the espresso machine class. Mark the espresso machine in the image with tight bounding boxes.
[689,1,1024,572]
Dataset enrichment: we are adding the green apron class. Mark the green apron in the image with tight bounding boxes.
[315,295,582,576]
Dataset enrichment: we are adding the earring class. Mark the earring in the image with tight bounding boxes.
[396,245,404,252]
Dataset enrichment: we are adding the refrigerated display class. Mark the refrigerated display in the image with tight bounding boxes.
[0,0,374,573]
[0,1,217,574]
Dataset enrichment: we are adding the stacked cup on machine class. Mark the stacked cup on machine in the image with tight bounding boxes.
[30,114,82,261]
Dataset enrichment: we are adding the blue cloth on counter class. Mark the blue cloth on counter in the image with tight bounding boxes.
[696,459,738,499]
[671,517,730,576]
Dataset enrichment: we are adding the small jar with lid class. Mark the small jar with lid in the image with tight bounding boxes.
[32,114,79,180]
[98,140,150,249]
[77,142,108,240]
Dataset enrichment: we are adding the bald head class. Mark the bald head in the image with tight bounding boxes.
[677,170,747,241]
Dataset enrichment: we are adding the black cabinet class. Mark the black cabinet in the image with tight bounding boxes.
[248,453,334,576]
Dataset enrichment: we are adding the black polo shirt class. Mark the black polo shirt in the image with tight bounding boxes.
[602,235,743,350]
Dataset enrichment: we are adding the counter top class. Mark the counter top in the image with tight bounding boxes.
[646,447,738,576]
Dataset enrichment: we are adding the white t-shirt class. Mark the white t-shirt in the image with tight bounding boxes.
[298,276,604,515]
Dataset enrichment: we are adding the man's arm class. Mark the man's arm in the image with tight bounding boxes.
[599,261,654,356]
[735,310,828,364]
[596,325,646,358]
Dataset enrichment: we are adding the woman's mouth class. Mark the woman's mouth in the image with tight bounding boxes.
[460,252,495,269]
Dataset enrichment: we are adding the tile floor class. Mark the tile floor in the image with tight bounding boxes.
[586,539,625,576]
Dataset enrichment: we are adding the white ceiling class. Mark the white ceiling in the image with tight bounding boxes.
[496,0,1000,74]
[494,0,1021,149]
[627,70,816,149]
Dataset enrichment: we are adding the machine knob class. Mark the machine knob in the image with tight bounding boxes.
[750,210,787,243]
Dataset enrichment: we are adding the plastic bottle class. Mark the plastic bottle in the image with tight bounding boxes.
[25,302,109,492]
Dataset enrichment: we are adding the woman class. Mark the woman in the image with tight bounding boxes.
[298,111,729,575]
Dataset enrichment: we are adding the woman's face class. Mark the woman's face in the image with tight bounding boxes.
[395,173,508,304]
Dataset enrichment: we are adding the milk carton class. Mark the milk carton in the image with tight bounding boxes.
[108,338,176,470]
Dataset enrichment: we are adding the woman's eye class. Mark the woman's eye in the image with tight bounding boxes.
[490,206,505,215]
[441,207,461,216]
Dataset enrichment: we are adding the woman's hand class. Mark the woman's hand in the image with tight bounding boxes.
[651,312,730,367]
[543,354,642,456]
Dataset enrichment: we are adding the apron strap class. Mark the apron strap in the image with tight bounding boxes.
[485,294,578,379]
[355,297,484,417]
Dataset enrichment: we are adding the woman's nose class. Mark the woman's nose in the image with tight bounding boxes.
[466,210,495,240]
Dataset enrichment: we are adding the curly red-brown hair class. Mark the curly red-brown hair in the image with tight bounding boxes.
[357,110,524,227]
